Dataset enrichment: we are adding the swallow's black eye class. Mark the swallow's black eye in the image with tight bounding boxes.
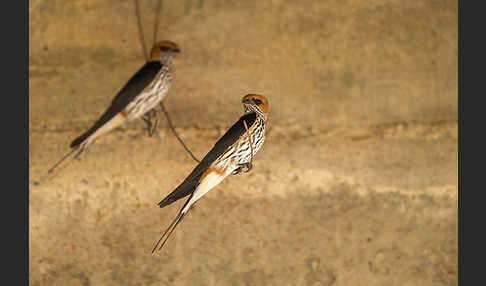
[253,99,262,105]
[160,46,170,52]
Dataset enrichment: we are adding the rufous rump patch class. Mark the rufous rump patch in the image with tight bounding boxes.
[199,167,226,182]
[120,109,128,118]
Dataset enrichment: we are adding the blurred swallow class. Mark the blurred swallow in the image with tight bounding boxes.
[48,41,180,174]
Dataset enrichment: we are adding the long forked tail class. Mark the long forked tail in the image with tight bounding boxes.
[47,146,85,174]
[151,195,193,254]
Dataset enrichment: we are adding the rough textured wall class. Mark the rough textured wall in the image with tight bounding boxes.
[29,0,457,285]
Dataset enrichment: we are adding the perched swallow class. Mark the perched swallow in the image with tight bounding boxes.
[48,40,181,174]
[152,94,269,253]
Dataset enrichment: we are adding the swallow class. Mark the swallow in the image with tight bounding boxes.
[48,41,180,174]
[152,94,269,253]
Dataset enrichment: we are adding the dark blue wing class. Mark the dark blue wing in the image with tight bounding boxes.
[157,112,257,208]
[70,61,162,148]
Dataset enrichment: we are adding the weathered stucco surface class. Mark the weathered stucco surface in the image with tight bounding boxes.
[29,0,457,285]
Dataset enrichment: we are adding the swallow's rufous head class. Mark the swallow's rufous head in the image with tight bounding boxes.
[150,40,180,61]
[242,94,269,118]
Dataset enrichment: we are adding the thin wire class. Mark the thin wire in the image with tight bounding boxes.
[152,0,163,46]
[134,0,149,61]
[161,102,201,163]
[133,0,200,163]
[243,119,253,165]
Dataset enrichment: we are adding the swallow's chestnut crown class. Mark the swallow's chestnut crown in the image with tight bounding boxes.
[150,40,180,61]
[242,94,269,115]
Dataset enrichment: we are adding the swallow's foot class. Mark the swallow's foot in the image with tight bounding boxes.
[232,162,253,175]
[142,109,159,137]
[149,118,159,137]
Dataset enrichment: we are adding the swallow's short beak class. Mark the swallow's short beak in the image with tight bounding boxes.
[174,48,181,53]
